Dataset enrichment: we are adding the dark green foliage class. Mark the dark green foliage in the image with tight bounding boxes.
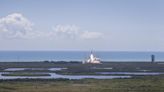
[0,76,164,92]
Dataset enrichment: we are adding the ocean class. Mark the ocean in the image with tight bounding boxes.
[0,51,164,62]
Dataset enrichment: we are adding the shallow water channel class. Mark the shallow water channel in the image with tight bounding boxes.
[1,68,163,80]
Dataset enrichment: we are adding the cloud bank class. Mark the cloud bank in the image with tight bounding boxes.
[0,13,34,38]
[52,25,104,39]
[0,13,104,40]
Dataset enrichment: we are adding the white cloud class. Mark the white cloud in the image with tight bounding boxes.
[0,13,34,38]
[0,13,104,40]
[80,31,103,39]
[52,24,79,39]
[52,24,104,39]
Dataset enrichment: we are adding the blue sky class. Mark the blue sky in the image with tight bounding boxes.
[0,0,164,51]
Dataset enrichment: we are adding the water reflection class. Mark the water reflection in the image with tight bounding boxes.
[96,72,164,75]
[2,68,164,80]
[4,68,66,71]
[0,72,131,79]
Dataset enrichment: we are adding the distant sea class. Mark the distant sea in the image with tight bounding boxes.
[0,51,164,62]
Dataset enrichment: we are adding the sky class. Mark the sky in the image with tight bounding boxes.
[0,0,164,51]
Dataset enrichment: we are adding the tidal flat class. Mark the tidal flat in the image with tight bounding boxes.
[0,62,164,92]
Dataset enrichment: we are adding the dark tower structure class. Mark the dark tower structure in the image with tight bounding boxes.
[151,55,155,63]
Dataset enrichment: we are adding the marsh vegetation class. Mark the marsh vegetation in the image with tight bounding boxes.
[0,76,164,92]
[0,62,164,92]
